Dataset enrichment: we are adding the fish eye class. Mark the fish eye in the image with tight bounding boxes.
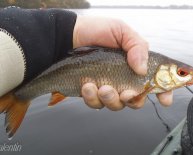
[177,68,189,77]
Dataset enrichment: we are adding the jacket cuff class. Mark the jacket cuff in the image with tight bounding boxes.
[0,8,77,83]
[54,9,77,62]
[0,29,26,96]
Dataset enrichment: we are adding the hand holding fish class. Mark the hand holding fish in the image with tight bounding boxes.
[73,16,173,110]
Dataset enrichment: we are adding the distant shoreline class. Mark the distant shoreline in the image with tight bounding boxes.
[91,5,193,10]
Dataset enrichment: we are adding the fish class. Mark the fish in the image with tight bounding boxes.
[0,46,193,139]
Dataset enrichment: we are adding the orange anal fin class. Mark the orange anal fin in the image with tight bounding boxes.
[0,93,30,139]
[128,86,155,104]
[48,92,66,107]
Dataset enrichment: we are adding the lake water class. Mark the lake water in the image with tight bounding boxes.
[0,8,193,155]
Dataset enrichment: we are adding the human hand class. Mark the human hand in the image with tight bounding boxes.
[73,16,173,110]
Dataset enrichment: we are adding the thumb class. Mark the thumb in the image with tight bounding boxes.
[120,22,149,75]
[127,44,148,75]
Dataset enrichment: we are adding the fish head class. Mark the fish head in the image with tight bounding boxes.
[154,63,193,91]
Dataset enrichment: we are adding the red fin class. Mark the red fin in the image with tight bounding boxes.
[128,86,154,104]
[0,93,30,139]
[48,92,66,107]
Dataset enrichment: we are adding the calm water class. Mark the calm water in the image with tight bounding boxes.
[0,9,193,155]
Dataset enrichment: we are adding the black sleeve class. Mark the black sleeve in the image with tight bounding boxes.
[0,7,77,83]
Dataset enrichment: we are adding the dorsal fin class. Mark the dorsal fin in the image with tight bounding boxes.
[68,46,100,57]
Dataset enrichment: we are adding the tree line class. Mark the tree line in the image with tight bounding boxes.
[0,0,90,8]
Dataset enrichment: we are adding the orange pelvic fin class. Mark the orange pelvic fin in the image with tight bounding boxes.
[128,85,155,104]
[0,92,30,139]
[48,92,66,107]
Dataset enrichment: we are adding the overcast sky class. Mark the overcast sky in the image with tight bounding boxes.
[88,0,193,6]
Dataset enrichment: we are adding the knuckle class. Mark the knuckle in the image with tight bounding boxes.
[87,103,104,109]
[107,104,124,111]
[84,99,104,109]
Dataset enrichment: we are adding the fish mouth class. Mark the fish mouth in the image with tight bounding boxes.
[186,80,193,86]
[186,70,193,86]
[186,78,193,86]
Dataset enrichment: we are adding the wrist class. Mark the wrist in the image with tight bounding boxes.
[73,15,81,48]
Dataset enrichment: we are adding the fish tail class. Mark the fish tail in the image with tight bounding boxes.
[0,92,30,139]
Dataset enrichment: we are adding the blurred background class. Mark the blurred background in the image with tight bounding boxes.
[0,0,90,8]
[0,0,193,155]
[0,0,193,9]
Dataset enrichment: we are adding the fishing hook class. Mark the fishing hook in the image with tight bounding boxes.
[147,95,171,132]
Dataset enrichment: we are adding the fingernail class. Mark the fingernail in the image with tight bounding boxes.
[100,90,115,101]
[83,86,95,97]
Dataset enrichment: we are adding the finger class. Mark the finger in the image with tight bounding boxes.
[120,89,146,109]
[120,23,149,75]
[127,42,149,76]
[98,85,125,111]
[156,91,173,107]
[127,95,146,109]
[81,83,104,109]
[120,89,138,103]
